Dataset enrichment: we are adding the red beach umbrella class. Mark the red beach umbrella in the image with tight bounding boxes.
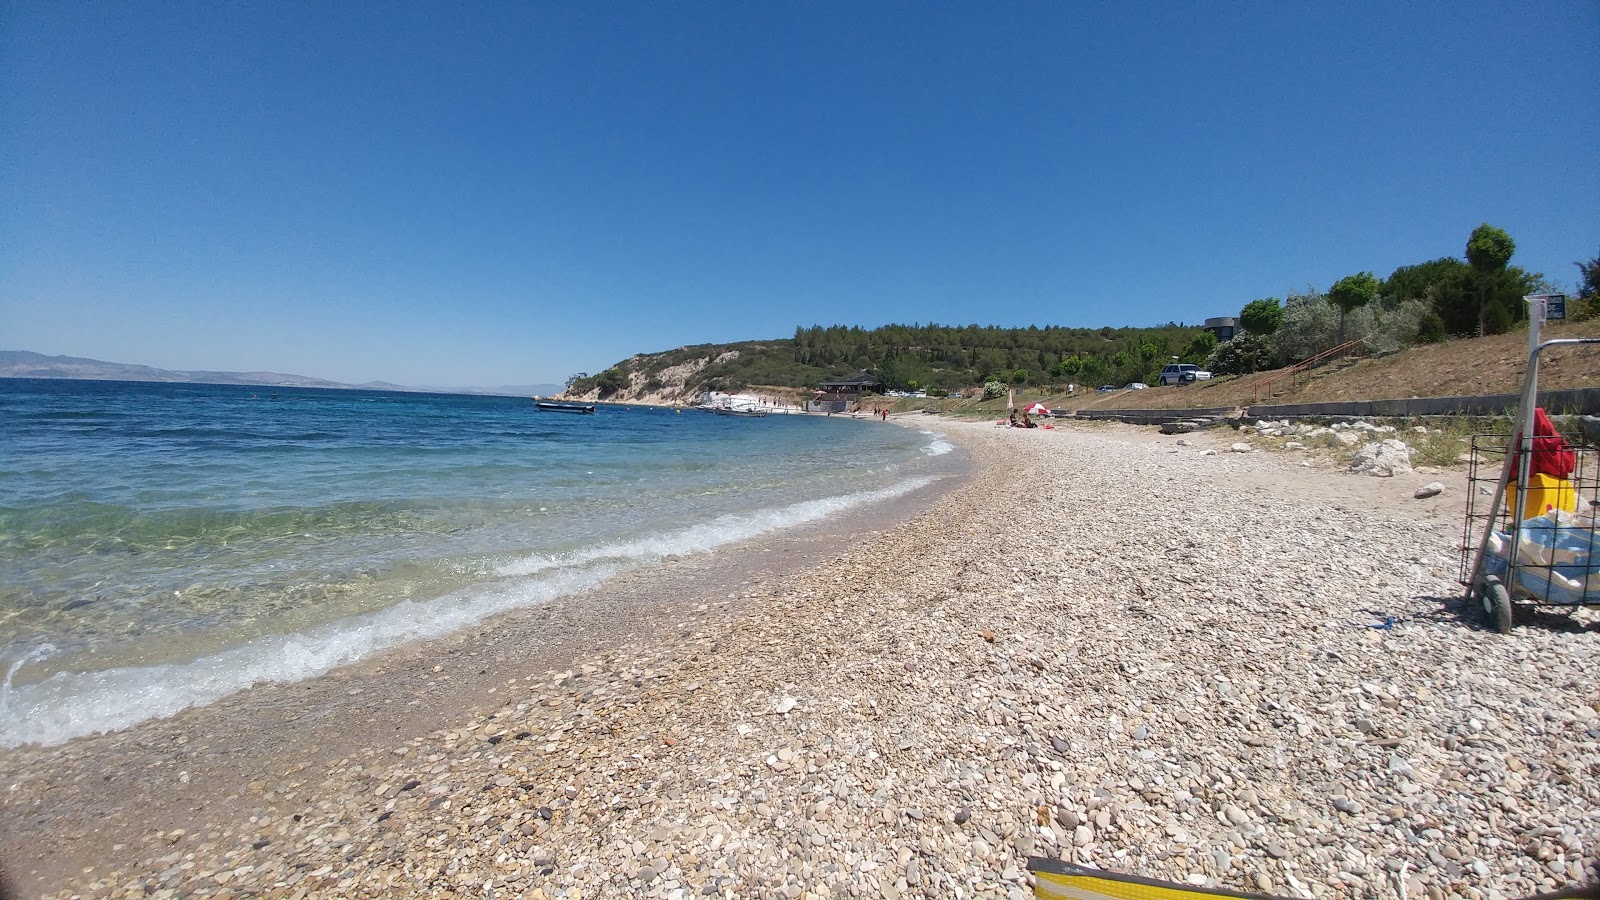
[1023,402,1050,416]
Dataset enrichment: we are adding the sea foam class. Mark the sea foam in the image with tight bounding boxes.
[0,476,936,748]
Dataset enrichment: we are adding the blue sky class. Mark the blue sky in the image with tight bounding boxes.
[3,2,1596,387]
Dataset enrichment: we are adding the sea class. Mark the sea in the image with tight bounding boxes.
[0,379,958,748]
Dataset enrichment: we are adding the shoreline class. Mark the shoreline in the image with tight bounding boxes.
[0,426,970,896]
[6,420,1599,899]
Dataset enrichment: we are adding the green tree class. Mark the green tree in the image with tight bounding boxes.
[1383,258,1470,307]
[1328,272,1379,343]
[1575,247,1600,318]
[1206,334,1273,376]
[1183,330,1219,362]
[1239,298,1284,336]
[1466,223,1516,336]
[594,368,627,400]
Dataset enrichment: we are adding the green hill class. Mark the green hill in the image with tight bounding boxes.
[562,322,1213,403]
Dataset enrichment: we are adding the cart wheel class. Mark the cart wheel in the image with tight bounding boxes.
[1483,581,1513,634]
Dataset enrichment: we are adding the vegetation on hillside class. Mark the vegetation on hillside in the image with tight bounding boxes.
[566,226,1593,402]
[1204,223,1573,377]
[568,322,1214,400]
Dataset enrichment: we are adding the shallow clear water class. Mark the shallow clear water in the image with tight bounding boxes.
[0,379,957,746]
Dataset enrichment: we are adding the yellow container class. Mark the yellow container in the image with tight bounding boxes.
[1506,472,1578,519]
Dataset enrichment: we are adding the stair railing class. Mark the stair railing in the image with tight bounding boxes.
[1251,337,1367,401]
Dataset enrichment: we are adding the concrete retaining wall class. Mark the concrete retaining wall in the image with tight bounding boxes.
[1248,388,1600,420]
[1065,407,1235,426]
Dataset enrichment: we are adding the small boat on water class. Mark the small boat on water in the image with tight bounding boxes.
[535,400,596,414]
[713,406,768,417]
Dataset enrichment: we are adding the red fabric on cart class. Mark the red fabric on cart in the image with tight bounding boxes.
[1512,407,1576,479]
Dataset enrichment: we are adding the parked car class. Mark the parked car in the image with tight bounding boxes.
[1125,382,1149,390]
[1157,364,1212,386]
[1096,384,1117,392]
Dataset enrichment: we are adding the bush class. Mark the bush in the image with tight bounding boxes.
[1347,298,1430,355]
[1207,334,1274,376]
[982,381,1007,400]
[594,369,628,400]
[1272,291,1339,366]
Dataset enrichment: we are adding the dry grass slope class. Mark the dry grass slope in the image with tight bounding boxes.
[1050,321,1600,414]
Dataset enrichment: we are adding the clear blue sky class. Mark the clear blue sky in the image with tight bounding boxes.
[3,2,1596,387]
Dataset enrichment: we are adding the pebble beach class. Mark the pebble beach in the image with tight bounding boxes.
[5,419,1598,899]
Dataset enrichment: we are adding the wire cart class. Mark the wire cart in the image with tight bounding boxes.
[1461,295,1600,632]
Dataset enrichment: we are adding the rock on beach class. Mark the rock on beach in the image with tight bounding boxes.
[6,420,1598,900]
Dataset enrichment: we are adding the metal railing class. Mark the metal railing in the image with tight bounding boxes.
[1251,337,1367,401]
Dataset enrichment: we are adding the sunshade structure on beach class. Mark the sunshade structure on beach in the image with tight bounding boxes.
[1023,403,1050,416]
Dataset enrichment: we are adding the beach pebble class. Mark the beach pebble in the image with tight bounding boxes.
[23,420,1600,900]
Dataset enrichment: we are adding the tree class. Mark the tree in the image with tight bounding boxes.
[1328,272,1378,343]
[1239,298,1284,336]
[1206,334,1273,376]
[1383,257,1471,307]
[593,368,627,400]
[565,372,590,389]
[1575,247,1600,318]
[1466,223,1515,337]
[1183,330,1219,362]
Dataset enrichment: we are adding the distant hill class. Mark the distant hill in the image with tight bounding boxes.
[560,322,1210,405]
[0,351,560,397]
[0,351,359,388]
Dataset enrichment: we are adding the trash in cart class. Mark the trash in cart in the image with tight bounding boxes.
[1481,507,1600,605]
[1460,292,1600,632]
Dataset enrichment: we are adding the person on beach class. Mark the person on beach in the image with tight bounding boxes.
[1008,409,1020,427]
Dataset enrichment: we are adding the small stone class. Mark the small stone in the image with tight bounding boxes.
[1231,443,1252,453]
[1266,844,1289,859]
[1415,482,1445,499]
[774,696,798,715]
[1132,725,1149,741]
[954,807,972,825]
[638,865,658,883]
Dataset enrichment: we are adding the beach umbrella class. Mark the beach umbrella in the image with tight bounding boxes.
[1024,402,1050,416]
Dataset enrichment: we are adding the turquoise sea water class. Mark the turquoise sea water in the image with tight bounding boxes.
[0,379,957,747]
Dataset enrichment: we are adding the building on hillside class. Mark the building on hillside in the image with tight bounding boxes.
[815,373,884,397]
[1204,317,1240,342]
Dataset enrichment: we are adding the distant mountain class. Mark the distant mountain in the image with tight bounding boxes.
[0,351,560,396]
[0,351,359,388]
